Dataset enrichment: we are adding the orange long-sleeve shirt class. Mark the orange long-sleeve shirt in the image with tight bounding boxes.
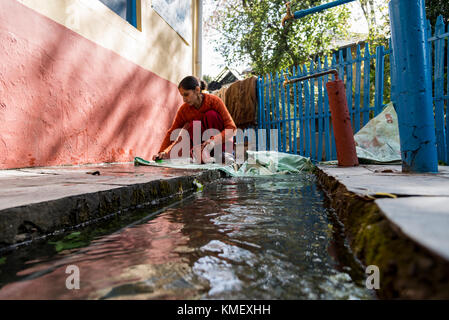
[158,93,237,153]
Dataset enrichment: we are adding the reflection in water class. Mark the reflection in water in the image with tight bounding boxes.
[0,174,376,299]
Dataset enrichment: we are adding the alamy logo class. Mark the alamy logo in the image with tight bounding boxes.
[365,265,380,289]
[168,125,280,165]
[66,3,80,30]
[65,265,80,290]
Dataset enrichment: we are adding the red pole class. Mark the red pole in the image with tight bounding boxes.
[326,79,359,167]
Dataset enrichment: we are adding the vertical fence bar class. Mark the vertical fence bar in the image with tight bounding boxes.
[324,56,331,161]
[256,77,262,150]
[269,73,275,151]
[280,70,287,152]
[331,54,338,160]
[259,76,264,147]
[274,72,281,151]
[262,77,267,146]
[446,20,449,164]
[363,43,371,126]
[259,76,264,130]
[434,16,447,162]
[264,74,270,149]
[285,68,291,153]
[264,74,269,149]
[303,64,311,158]
[317,58,324,162]
[292,66,298,154]
[338,49,345,81]
[346,47,354,128]
[309,61,316,160]
[354,45,362,133]
[286,68,293,153]
[374,45,385,116]
[298,66,305,156]
[389,38,397,108]
[257,77,261,130]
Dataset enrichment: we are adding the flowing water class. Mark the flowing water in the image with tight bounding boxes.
[0,174,376,300]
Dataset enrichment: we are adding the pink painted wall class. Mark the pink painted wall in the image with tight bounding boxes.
[0,0,182,169]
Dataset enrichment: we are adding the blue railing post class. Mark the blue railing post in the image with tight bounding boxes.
[374,45,385,116]
[292,0,356,20]
[389,0,438,173]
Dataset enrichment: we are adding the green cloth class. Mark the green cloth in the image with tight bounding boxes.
[134,151,314,177]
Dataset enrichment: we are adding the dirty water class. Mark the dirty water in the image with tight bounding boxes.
[0,174,376,300]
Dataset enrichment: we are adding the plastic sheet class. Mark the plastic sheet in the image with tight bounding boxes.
[134,151,314,177]
[354,102,402,164]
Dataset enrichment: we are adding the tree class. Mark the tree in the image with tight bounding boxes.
[426,0,449,26]
[202,74,214,85]
[205,0,350,76]
[357,0,390,49]
[354,1,391,104]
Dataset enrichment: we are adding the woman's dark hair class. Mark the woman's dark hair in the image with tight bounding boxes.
[178,76,207,91]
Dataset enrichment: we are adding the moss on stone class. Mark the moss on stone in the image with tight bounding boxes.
[315,166,449,299]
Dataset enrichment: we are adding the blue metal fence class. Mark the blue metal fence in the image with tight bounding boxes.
[428,16,449,164]
[257,42,391,162]
[256,15,449,163]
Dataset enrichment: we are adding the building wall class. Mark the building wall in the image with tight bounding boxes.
[0,0,197,169]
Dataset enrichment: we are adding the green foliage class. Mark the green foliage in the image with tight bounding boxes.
[426,0,449,26]
[356,1,391,106]
[202,74,214,85]
[0,257,6,265]
[206,0,350,75]
[48,232,90,253]
[360,0,390,50]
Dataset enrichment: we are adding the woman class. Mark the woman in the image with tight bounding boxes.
[152,76,236,163]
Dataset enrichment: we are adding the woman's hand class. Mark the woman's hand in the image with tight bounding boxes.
[201,139,216,164]
[200,139,214,153]
[152,151,168,161]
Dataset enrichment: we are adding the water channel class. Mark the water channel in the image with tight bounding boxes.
[0,173,376,299]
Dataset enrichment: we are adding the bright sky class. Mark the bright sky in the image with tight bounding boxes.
[347,1,369,34]
[202,0,246,78]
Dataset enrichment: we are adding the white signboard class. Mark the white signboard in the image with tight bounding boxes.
[152,0,192,44]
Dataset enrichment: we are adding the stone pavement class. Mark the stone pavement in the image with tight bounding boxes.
[317,164,449,263]
[0,163,224,249]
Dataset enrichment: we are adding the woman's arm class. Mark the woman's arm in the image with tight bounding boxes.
[157,107,186,154]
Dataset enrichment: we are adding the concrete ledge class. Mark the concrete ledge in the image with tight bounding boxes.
[376,197,449,262]
[0,164,225,249]
[315,164,449,299]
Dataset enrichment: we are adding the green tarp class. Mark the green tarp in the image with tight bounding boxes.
[134,151,315,177]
